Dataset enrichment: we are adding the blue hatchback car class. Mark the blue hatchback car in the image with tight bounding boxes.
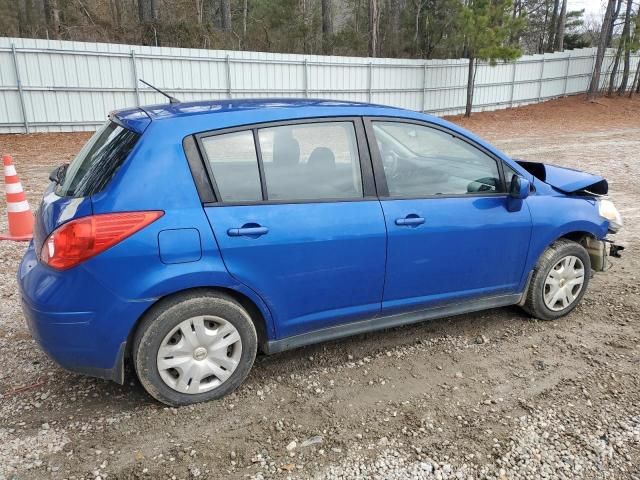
[19,99,623,405]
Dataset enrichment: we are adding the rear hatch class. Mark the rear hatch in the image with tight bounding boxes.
[34,119,142,254]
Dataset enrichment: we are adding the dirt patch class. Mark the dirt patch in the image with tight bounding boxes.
[0,95,639,479]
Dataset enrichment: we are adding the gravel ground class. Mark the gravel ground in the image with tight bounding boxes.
[0,95,639,480]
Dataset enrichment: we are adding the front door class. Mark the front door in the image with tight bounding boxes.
[366,119,532,313]
[200,119,386,338]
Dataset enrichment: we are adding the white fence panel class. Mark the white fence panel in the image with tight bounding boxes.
[0,37,638,133]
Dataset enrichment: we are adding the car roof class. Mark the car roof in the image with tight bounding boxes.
[110,98,440,134]
[141,98,401,119]
[109,97,516,173]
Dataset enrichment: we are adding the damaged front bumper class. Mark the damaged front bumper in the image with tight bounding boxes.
[584,236,624,272]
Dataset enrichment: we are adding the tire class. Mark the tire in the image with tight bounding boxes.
[133,290,257,406]
[522,239,591,321]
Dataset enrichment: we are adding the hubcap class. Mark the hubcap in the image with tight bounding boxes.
[543,255,585,312]
[156,316,242,394]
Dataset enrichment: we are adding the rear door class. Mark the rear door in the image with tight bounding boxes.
[198,118,386,338]
[366,119,532,314]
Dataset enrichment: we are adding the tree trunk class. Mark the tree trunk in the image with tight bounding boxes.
[547,0,560,52]
[587,0,616,101]
[369,0,379,57]
[301,0,308,53]
[321,0,334,54]
[18,0,35,36]
[138,0,157,22]
[617,0,634,94]
[607,41,623,96]
[44,0,61,39]
[629,62,640,97]
[111,0,123,28]
[510,0,522,44]
[242,0,248,39]
[605,0,623,48]
[554,0,567,51]
[465,55,476,118]
[194,0,203,24]
[413,0,422,54]
[386,0,401,56]
[539,2,549,54]
[220,0,232,30]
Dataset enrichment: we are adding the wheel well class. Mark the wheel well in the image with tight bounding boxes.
[560,231,596,245]
[125,287,270,363]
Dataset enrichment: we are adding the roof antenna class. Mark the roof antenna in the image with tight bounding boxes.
[139,79,181,104]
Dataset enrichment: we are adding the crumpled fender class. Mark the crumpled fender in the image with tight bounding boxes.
[515,160,608,195]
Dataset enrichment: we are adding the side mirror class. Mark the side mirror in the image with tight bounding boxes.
[49,163,69,184]
[509,175,530,200]
[507,175,530,212]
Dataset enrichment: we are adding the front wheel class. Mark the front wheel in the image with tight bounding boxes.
[522,239,591,320]
[133,290,257,406]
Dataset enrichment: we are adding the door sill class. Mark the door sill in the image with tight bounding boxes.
[264,293,522,354]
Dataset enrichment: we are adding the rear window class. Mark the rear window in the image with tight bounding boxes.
[56,121,140,197]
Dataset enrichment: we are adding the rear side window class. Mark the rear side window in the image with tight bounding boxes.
[258,122,363,201]
[200,121,364,203]
[56,121,139,197]
[201,131,262,202]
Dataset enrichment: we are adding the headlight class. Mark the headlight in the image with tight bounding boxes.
[598,199,623,233]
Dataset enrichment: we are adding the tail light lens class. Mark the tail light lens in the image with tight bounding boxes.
[41,211,164,270]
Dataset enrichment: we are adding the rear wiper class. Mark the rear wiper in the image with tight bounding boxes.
[49,163,69,184]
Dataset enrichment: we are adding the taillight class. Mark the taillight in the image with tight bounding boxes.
[41,211,163,270]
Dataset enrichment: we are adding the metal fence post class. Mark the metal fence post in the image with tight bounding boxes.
[226,55,232,98]
[537,57,545,102]
[367,62,373,103]
[562,53,571,96]
[422,63,427,112]
[509,60,517,107]
[130,50,141,106]
[303,59,309,98]
[11,43,29,134]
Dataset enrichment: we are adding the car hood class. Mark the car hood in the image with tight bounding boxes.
[515,160,608,195]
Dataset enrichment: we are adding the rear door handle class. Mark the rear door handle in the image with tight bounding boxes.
[227,226,269,237]
[395,216,425,226]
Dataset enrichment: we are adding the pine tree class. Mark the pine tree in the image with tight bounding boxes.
[462,0,524,117]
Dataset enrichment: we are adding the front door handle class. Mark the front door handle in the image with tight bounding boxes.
[227,226,269,237]
[395,215,425,227]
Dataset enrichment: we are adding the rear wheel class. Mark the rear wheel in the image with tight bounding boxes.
[522,239,591,320]
[133,290,257,406]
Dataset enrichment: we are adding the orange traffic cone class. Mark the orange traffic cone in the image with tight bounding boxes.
[0,154,34,241]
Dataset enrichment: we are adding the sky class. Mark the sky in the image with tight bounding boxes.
[567,0,605,19]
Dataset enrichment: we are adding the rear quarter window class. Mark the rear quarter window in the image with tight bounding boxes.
[56,121,140,198]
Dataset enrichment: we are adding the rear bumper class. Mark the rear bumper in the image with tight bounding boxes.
[18,243,154,384]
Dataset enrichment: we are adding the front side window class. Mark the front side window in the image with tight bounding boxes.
[57,121,140,197]
[372,121,502,197]
[258,122,363,201]
[201,130,262,202]
[503,163,519,192]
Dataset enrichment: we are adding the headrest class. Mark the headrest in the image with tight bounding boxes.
[307,147,335,169]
